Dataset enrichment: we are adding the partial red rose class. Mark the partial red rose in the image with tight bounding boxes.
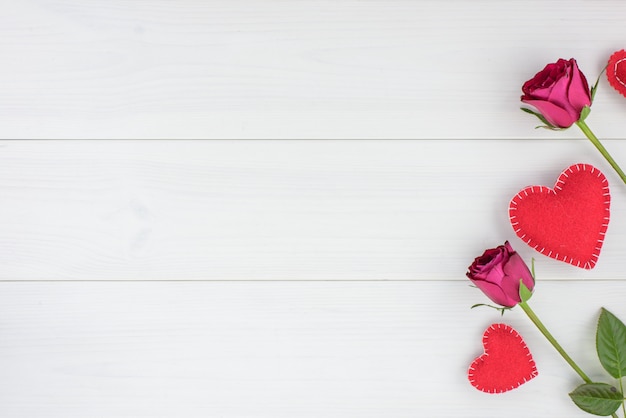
[521,58,591,128]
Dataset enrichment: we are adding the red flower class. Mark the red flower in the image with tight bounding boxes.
[467,242,535,308]
[521,58,591,128]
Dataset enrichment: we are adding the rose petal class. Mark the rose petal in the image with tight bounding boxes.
[503,253,535,292]
[498,276,522,306]
[524,86,551,101]
[523,60,566,93]
[471,279,515,307]
[567,59,591,110]
[546,71,580,117]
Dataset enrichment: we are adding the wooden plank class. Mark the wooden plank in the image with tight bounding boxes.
[2,139,626,281]
[1,1,624,139]
[0,280,619,417]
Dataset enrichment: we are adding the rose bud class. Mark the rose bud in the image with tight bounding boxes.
[521,58,592,128]
[466,241,535,308]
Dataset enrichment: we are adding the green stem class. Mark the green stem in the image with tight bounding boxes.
[619,377,626,418]
[519,301,592,383]
[576,120,626,185]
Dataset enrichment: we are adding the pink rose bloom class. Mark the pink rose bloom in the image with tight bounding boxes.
[521,58,591,128]
[466,241,535,308]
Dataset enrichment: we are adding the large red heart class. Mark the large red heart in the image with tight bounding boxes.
[607,50,626,98]
[468,323,538,393]
[508,163,610,269]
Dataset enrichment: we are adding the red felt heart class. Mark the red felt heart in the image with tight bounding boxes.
[468,323,538,393]
[509,163,610,269]
[607,50,626,98]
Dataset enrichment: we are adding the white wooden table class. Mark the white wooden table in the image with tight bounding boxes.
[2,1,626,417]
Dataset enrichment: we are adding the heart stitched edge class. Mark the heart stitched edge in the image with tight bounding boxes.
[508,163,610,269]
[468,323,538,394]
[607,49,626,98]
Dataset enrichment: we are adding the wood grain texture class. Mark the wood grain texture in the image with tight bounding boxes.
[0,280,621,418]
[1,0,626,138]
[3,2,626,417]
[2,139,626,281]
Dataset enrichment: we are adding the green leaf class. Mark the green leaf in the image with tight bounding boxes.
[569,383,623,416]
[597,308,626,379]
[579,105,591,122]
[519,279,532,303]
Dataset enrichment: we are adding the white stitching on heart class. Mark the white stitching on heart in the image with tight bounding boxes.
[468,323,538,393]
[614,57,626,88]
[508,163,611,269]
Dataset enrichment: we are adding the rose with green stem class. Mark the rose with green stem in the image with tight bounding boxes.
[468,242,626,417]
[521,58,626,186]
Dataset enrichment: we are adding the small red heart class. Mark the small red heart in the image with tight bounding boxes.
[468,323,538,393]
[509,163,610,269]
[607,50,626,98]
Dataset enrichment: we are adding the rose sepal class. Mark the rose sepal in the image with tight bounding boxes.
[519,280,533,304]
[470,303,511,316]
[520,107,565,131]
[579,105,591,123]
[590,65,606,103]
[520,259,536,304]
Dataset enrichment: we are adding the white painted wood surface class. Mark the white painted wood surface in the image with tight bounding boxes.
[2,0,626,139]
[1,139,626,281]
[3,1,626,417]
[0,281,623,417]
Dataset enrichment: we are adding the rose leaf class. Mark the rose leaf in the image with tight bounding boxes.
[569,383,622,416]
[597,308,626,379]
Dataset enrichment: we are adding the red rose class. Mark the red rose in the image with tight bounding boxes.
[467,241,535,308]
[521,58,591,128]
